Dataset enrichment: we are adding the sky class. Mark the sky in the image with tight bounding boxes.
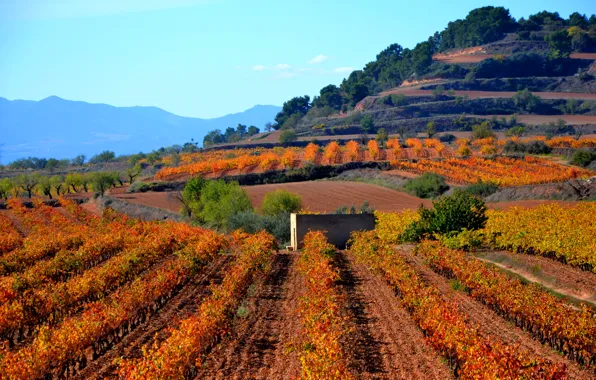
[0,0,595,119]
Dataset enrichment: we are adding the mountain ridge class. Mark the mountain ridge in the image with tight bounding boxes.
[0,96,281,163]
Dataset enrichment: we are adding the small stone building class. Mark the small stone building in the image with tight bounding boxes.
[290,213,376,250]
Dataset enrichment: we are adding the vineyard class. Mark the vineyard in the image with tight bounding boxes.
[0,199,594,379]
[154,138,595,186]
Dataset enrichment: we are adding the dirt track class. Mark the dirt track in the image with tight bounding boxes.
[399,248,595,379]
[194,252,303,379]
[475,250,596,306]
[337,252,453,379]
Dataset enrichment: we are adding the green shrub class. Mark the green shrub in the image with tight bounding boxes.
[463,181,499,197]
[334,201,374,214]
[279,129,297,144]
[438,228,484,251]
[196,180,252,229]
[404,173,449,199]
[503,140,552,155]
[402,190,488,242]
[570,150,596,167]
[126,181,150,193]
[439,134,457,143]
[261,189,303,216]
[180,177,207,218]
[228,211,291,244]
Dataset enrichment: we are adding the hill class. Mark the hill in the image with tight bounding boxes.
[254,7,596,144]
[0,96,280,163]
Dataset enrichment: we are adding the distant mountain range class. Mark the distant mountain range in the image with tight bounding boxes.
[0,96,281,163]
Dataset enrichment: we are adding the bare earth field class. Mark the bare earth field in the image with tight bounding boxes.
[244,181,432,212]
[107,181,588,215]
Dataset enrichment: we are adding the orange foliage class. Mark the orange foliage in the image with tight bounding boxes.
[346,140,360,161]
[367,139,380,159]
[304,143,319,162]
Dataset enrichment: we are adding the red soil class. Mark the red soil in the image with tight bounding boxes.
[244,181,432,213]
[106,181,589,215]
[109,186,182,213]
[193,252,303,379]
[399,247,594,379]
[337,252,453,378]
[474,250,596,306]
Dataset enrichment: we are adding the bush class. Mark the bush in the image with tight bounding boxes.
[180,177,207,218]
[261,189,302,216]
[279,129,297,144]
[402,190,488,242]
[91,173,115,196]
[360,115,374,132]
[503,140,552,155]
[196,180,252,229]
[404,173,449,198]
[438,228,484,251]
[570,150,596,167]
[126,181,150,193]
[228,211,291,244]
[439,134,457,143]
[463,181,499,197]
[334,201,374,214]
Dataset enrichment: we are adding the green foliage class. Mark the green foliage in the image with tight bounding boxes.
[227,211,291,243]
[126,181,150,193]
[88,150,115,164]
[0,178,13,200]
[432,85,445,98]
[15,174,41,198]
[463,181,499,197]
[261,189,303,216]
[312,84,342,110]
[570,150,596,167]
[360,115,374,132]
[402,190,488,242]
[505,126,526,137]
[503,140,552,155]
[382,94,408,107]
[426,122,437,138]
[90,172,115,196]
[334,201,375,214]
[439,133,456,143]
[472,121,495,139]
[376,128,388,144]
[197,180,252,229]
[275,96,311,126]
[404,173,449,199]
[545,30,572,58]
[438,228,484,251]
[70,155,86,166]
[181,177,207,217]
[439,6,517,51]
[247,125,260,136]
[279,129,298,144]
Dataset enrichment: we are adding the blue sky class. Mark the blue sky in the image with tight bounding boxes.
[1,0,594,118]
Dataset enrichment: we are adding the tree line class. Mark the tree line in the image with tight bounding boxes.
[0,167,143,200]
[271,7,596,131]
